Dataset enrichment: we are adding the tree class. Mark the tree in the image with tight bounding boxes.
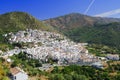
[64,74,72,80]
[52,66,59,73]
[72,74,88,80]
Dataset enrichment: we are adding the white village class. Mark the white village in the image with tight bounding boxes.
[2,29,100,65]
[1,29,119,80]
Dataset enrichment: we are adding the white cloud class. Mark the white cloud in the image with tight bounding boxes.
[95,9,120,17]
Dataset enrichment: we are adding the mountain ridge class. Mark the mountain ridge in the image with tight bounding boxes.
[44,13,120,30]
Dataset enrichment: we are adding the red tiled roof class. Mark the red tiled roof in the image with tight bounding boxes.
[10,67,21,75]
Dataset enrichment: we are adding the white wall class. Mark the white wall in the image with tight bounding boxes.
[13,72,28,80]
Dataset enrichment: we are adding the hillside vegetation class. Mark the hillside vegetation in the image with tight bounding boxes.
[0,12,54,33]
[64,22,120,49]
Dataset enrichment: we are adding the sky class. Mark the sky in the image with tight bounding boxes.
[0,0,120,20]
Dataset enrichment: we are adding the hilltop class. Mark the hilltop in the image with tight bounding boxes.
[0,12,55,33]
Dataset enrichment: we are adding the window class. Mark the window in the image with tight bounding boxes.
[14,76,16,80]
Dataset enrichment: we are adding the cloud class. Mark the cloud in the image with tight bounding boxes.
[95,9,120,17]
[84,0,95,14]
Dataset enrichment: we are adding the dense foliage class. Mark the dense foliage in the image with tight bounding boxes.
[49,64,120,80]
[0,58,10,80]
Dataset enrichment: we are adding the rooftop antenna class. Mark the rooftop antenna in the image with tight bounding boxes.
[84,0,95,14]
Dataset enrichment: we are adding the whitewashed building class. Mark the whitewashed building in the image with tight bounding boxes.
[106,54,119,60]
[10,67,28,80]
[92,62,103,69]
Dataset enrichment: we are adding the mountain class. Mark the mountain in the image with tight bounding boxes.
[0,12,55,34]
[44,13,120,31]
[44,13,120,49]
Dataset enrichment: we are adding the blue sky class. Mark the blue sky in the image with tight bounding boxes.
[0,0,120,20]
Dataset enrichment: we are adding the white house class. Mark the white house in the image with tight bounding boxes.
[7,58,12,63]
[106,54,119,60]
[92,62,103,69]
[39,63,53,71]
[10,67,28,80]
[98,57,107,61]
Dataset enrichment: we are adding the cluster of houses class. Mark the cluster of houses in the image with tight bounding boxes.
[92,54,120,69]
[3,29,100,65]
[8,29,64,44]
